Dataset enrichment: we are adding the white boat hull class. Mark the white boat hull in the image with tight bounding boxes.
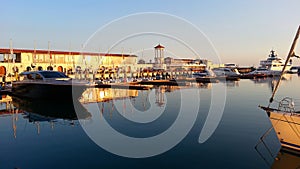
[269,111,300,151]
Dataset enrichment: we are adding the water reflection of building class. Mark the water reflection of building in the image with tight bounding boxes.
[0,95,19,138]
[154,85,203,106]
[190,82,212,89]
[80,88,139,103]
[224,80,239,88]
[0,95,13,111]
[155,86,165,107]
[82,84,218,111]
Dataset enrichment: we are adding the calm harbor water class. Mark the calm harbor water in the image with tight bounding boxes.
[1,75,300,169]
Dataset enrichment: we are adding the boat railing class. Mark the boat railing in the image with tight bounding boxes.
[277,97,296,113]
[264,97,300,116]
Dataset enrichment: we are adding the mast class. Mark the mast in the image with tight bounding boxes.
[48,41,52,68]
[9,39,13,83]
[269,25,300,105]
[122,47,127,82]
[33,40,37,69]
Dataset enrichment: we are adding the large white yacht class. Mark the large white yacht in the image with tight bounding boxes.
[259,50,292,76]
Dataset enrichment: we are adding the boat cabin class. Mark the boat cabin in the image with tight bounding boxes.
[19,71,70,81]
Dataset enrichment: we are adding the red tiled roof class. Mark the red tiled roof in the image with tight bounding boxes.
[154,44,165,49]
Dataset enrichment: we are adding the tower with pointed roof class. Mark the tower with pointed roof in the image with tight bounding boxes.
[154,44,165,70]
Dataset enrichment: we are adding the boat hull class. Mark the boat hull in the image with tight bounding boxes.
[12,82,87,101]
[269,111,300,151]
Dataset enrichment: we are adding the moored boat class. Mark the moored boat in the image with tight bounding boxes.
[259,98,300,152]
[242,68,269,78]
[259,25,300,153]
[212,67,240,77]
[287,66,300,74]
[12,71,90,101]
[259,49,292,76]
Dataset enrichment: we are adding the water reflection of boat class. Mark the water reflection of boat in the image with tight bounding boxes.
[272,150,300,169]
[12,71,90,101]
[12,96,91,121]
[251,75,291,92]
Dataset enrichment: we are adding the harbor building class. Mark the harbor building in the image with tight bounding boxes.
[0,48,138,81]
[164,57,208,71]
[0,44,217,81]
[152,44,210,73]
[153,44,166,70]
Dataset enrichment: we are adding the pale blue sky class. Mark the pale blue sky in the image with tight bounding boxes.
[1,0,300,65]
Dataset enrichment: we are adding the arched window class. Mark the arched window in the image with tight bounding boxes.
[38,66,43,71]
[26,66,32,71]
[47,66,53,70]
[57,66,63,72]
[0,66,6,76]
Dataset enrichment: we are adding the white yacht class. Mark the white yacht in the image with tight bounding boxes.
[212,67,240,77]
[259,50,292,76]
[192,69,216,78]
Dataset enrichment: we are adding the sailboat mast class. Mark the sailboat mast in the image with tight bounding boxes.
[9,39,14,83]
[269,25,300,104]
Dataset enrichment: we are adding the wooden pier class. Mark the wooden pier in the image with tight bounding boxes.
[174,77,219,83]
[0,89,12,96]
[138,80,187,86]
[94,83,151,90]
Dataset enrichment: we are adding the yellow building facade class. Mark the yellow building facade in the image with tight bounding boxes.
[0,48,139,80]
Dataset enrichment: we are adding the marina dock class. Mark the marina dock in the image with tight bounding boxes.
[95,83,151,90]
[0,89,12,96]
[138,80,187,86]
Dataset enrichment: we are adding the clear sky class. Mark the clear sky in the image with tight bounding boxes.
[1,0,300,66]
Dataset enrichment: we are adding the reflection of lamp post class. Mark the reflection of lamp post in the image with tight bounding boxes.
[155,86,165,107]
[9,39,14,83]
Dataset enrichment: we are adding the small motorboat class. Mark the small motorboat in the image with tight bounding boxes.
[212,67,240,77]
[12,71,91,101]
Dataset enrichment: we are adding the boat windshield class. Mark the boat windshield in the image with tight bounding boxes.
[39,71,69,78]
[257,68,267,71]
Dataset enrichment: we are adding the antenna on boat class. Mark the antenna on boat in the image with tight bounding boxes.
[268,25,300,106]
